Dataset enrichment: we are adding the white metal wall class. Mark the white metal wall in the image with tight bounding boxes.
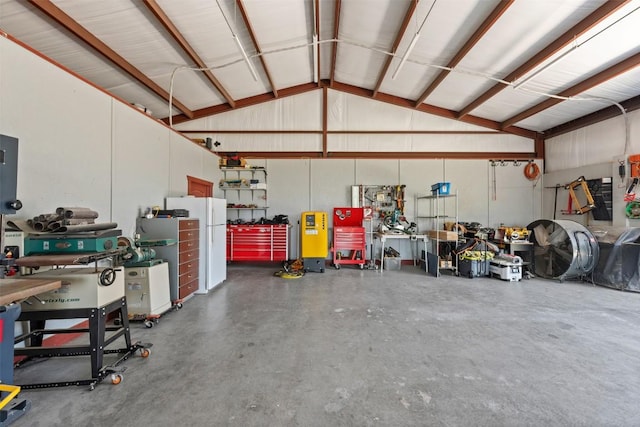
[176,90,535,154]
[545,109,640,172]
[543,106,640,228]
[263,158,543,260]
[542,162,626,228]
[0,35,217,239]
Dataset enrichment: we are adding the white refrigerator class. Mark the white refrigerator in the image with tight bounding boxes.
[165,197,227,294]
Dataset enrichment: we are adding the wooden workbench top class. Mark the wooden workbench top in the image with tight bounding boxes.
[0,278,62,306]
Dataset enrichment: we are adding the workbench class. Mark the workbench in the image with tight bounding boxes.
[374,232,428,271]
[0,278,62,306]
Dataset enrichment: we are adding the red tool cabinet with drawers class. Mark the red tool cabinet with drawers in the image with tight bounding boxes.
[227,224,289,261]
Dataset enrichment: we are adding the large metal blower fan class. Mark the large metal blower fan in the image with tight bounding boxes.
[527,219,599,281]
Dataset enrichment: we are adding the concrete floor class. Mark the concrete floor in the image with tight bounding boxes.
[10,263,640,426]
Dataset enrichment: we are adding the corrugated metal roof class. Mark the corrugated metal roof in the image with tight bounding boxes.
[0,0,637,146]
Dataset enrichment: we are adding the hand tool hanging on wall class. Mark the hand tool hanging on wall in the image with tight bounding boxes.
[395,185,406,214]
[552,185,560,220]
[561,176,595,215]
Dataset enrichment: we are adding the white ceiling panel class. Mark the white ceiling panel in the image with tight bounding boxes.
[472,86,548,123]
[50,1,184,77]
[517,67,640,131]
[411,0,495,65]
[334,42,387,88]
[242,0,312,89]
[456,0,605,77]
[380,0,498,96]
[339,0,410,50]
[263,46,315,89]
[426,0,608,111]
[243,0,311,49]
[0,1,132,89]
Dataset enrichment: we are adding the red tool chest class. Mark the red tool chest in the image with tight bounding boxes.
[227,224,289,261]
[332,208,366,269]
[332,226,366,269]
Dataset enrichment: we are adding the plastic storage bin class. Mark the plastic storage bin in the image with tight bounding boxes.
[384,257,401,270]
[431,182,451,195]
[458,258,490,278]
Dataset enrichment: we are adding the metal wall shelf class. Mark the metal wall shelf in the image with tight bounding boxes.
[219,187,266,191]
[415,191,459,277]
[220,167,268,221]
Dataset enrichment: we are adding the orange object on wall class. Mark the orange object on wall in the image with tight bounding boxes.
[629,154,640,178]
[523,162,540,180]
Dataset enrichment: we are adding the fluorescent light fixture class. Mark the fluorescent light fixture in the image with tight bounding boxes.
[513,47,574,89]
[392,32,420,80]
[514,4,640,89]
[312,34,318,83]
[233,34,258,81]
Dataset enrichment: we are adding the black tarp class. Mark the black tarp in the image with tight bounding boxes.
[590,226,640,292]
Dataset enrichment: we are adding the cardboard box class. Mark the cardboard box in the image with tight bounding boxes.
[427,230,458,241]
[439,259,453,269]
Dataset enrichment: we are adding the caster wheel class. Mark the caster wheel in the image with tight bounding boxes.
[144,320,154,328]
[111,373,123,385]
[360,264,364,270]
[176,303,183,310]
[334,264,340,270]
[113,318,121,326]
[320,269,325,273]
[140,348,151,358]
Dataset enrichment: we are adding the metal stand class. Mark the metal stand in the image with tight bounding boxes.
[0,304,30,426]
[364,218,378,270]
[0,390,30,427]
[375,232,428,271]
[14,297,151,390]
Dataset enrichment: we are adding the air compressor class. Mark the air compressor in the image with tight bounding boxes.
[300,211,328,273]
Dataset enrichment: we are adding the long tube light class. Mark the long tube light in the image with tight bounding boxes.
[312,34,319,83]
[391,32,420,80]
[513,46,576,89]
[514,4,640,89]
[233,34,258,81]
